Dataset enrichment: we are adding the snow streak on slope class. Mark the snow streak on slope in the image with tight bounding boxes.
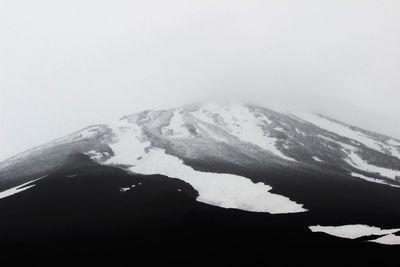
[292,112,400,159]
[317,134,400,182]
[345,151,400,180]
[0,176,47,200]
[309,225,400,239]
[351,173,400,188]
[312,156,323,162]
[195,104,296,162]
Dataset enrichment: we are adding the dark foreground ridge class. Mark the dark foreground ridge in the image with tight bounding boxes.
[0,155,399,265]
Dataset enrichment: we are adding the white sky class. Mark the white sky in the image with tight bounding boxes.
[1,0,400,161]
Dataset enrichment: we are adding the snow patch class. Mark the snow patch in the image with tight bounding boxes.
[129,148,306,214]
[105,120,150,167]
[120,187,131,192]
[345,150,400,180]
[312,156,323,162]
[309,224,400,239]
[369,234,400,245]
[0,176,47,200]
[351,172,400,188]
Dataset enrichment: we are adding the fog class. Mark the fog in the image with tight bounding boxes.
[1,0,400,160]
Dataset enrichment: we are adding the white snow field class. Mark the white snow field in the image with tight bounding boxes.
[369,234,400,245]
[131,148,306,214]
[309,224,400,239]
[101,116,307,214]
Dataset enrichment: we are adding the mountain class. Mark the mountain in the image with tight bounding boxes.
[1,103,400,264]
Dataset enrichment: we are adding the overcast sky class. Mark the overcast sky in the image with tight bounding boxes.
[1,0,400,161]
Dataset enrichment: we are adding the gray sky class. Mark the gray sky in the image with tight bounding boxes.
[1,0,400,161]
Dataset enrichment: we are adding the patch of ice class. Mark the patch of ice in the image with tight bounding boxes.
[0,176,47,200]
[130,148,306,214]
[351,172,400,188]
[309,224,400,239]
[369,234,400,245]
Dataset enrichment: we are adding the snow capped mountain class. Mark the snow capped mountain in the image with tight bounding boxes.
[3,103,399,191]
[1,102,400,260]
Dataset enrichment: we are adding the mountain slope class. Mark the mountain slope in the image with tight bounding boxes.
[2,103,399,193]
[1,102,400,257]
[2,156,399,264]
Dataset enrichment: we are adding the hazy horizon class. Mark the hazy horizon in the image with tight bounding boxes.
[2,0,400,161]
